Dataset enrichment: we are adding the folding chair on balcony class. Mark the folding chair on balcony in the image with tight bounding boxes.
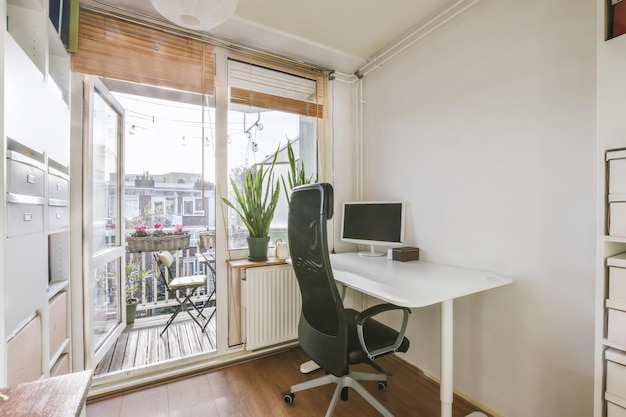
[153,251,207,336]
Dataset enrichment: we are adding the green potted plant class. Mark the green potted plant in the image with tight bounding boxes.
[125,259,147,324]
[222,150,281,261]
[280,140,314,204]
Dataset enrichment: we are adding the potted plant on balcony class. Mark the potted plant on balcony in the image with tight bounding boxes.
[222,150,280,261]
[125,259,147,324]
[127,222,190,253]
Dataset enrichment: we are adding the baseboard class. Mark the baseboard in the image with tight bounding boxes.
[393,353,504,417]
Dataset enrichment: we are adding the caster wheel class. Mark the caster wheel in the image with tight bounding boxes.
[341,387,349,401]
[283,392,295,405]
[376,381,388,391]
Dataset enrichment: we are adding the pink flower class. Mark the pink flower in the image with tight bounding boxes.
[134,224,147,233]
[174,224,184,233]
[154,222,163,230]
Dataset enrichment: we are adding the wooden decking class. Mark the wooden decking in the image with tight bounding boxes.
[94,310,217,377]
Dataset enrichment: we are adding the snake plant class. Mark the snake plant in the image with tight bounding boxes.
[222,150,281,238]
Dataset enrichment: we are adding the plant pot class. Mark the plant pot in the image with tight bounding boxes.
[247,236,270,261]
[127,233,190,253]
[126,299,138,324]
[199,232,216,252]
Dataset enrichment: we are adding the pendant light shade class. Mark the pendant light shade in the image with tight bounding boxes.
[150,0,238,31]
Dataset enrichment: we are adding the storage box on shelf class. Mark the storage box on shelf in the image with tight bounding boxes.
[607,150,626,237]
[607,254,626,348]
[608,401,626,417]
[7,315,43,386]
[47,158,70,232]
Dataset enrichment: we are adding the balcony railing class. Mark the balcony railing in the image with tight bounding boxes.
[125,228,215,322]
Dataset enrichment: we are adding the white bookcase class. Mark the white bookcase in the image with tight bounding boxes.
[1,0,72,386]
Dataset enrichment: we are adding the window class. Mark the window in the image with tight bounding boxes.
[183,197,205,216]
[73,10,327,252]
[125,196,139,219]
[225,60,321,249]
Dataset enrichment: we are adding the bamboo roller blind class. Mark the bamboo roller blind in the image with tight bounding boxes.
[71,9,324,118]
[72,9,215,94]
[229,60,323,118]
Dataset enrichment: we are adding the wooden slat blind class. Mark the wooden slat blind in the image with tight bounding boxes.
[229,60,323,118]
[72,9,214,94]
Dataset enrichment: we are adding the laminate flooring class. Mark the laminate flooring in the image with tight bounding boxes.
[87,347,490,417]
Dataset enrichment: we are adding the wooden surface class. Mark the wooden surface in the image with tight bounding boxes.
[95,316,216,377]
[88,347,490,417]
[0,370,92,417]
[226,257,286,269]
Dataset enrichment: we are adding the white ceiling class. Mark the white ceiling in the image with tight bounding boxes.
[86,0,456,74]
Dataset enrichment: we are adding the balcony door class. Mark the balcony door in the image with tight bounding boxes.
[80,76,126,368]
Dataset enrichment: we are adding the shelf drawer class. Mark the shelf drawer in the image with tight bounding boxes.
[7,157,45,197]
[48,205,69,230]
[48,173,69,201]
[7,315,43,385]
[611,266,626,303]
[49,291,68,361]
[608,401,626,417]
[608,309,626,346]
[610,200,626,237]
[608,356,626,402]
[7,202,44,237]
[610,156,626,195]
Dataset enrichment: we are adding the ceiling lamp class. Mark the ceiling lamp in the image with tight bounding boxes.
[150,0,238,31]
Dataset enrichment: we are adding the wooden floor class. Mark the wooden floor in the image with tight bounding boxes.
[88,347,490,417]
[94,311,217,376]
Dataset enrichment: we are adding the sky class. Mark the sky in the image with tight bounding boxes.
[114,93,300,182]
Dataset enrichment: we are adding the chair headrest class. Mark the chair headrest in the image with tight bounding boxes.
[292,183,333,219]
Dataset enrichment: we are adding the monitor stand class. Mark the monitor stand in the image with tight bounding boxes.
[358,245,385,257]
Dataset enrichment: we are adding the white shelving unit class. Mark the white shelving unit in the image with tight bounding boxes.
[6,0,70,103]
[595,0,626,411]
[2,0,72,386]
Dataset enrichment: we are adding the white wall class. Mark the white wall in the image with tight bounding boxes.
[334,0,597,416]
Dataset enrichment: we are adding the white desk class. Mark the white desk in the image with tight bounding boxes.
[329,252,513,417]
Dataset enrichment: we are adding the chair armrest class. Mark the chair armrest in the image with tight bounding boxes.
[355,303,411,360]
[354,303,410,325]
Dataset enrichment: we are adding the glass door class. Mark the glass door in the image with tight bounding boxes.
[82,76,126,368]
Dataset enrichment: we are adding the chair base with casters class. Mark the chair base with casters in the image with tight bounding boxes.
[153,252,208,336]
[284,370,394,417]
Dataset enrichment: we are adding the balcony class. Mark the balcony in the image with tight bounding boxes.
[95,229,217,377]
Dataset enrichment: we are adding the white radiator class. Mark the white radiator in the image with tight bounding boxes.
[242,264,302,350]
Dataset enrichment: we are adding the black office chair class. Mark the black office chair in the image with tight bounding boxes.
[283,183,411,417]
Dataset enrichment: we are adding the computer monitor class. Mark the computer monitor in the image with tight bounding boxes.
[340,201,405,257]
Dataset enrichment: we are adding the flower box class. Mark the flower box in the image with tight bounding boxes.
[127,233,190,253]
